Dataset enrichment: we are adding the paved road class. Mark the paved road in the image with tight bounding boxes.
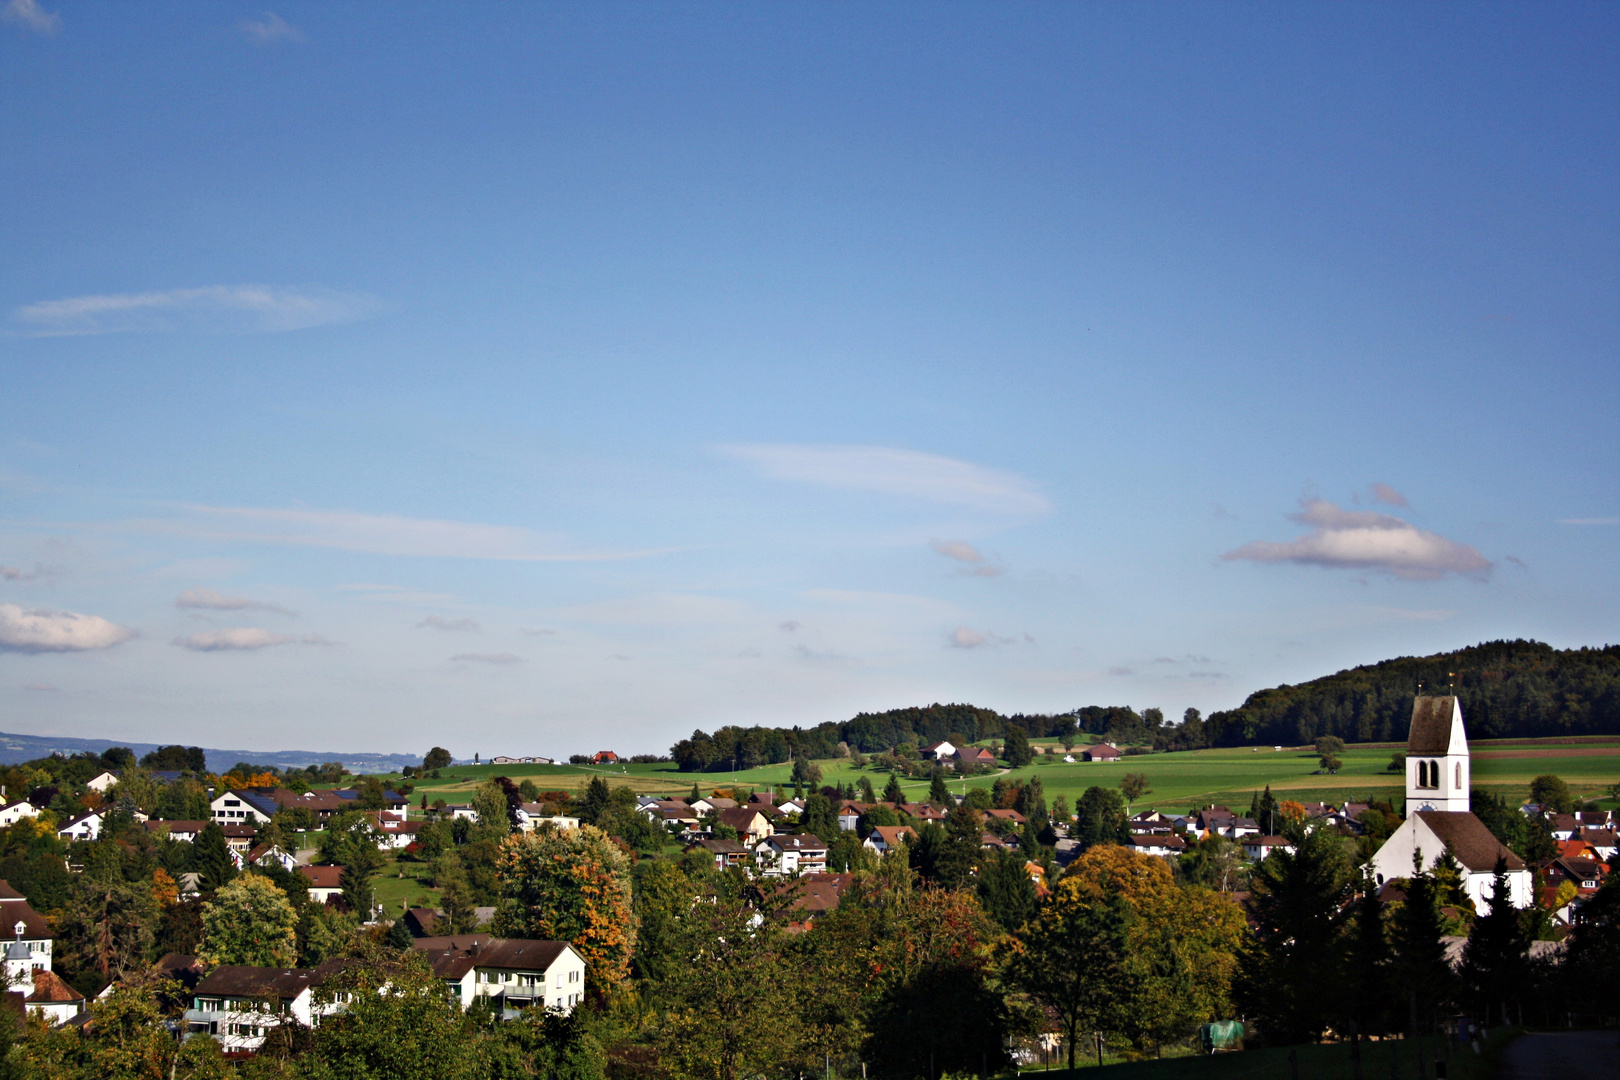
[1496,1032,1620,1079]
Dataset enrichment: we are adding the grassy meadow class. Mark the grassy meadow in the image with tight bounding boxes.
[360,736,1619,815]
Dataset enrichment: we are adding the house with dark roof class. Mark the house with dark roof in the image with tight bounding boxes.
[1369,698,1532,912]
[0,881,52,977]
[56,810,103,842]
[410,935,585,1015]
[184,960,352,1052]
[1129,833,1189,858]
[755,834,827,876]
[716,807,774,844]
[1081,743,1121,762]
[683,837,751,870]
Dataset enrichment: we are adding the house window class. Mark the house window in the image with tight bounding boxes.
[1455,762,1462,790]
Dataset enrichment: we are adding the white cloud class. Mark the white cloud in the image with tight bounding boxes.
[13,285,380,336]
[451,652,523,665]
[720,444,1051,516]
[417,615,479,632]
[300,634,337,646]
[0,603,133,653]
[1557,517,1619,526]
[949,627,986,648]
[1221,499,1492,581]
[176,587,296,616]
[241,12,301,43]
[131,504,661,562]
[1367,483,1409,507]
[172,627,294,652]
[1,0,59,35]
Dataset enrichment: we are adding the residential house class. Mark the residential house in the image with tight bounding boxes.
[777,797,808,817]
[688,796,737,814]
[902,803,947,827]
[184,961,350,1052]
[210,789,279,826]
[1543,856,1605,896]
[298,865,345,905]
[246,844,298,873]
[862,825,916,857]
[1242,836,1295,861]
[984,809,1027,828]
[14,967,83,1026]
[1129,833,1188,859]
[640,800,700,830]
[0,882,53,979]
[836,801,872,832]
[363,812,425,850]
[755,834,827,876]
[717,807,774,844]
[981,832,1020,852]
[514,804,578,833]
[411,935,586,1015]
[958,747,996,767]
[921,741,958,762]
[591,751,619,764]
[84,770,119,794]
[1578,829,1617,861]
[0,802,38,828]
[684,837,751,870]
[56,810,103,842]
[1081,744,1121,762]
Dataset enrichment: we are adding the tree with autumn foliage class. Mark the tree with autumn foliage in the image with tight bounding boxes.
[491,824,635,1001]
[1054,845,1247,1053]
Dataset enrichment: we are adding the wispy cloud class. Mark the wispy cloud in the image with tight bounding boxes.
[1367,483,1409,507]
[13,285,380,336]
[300,633,337,646]
[176,587,296,616]
[1,0,60,35]
[0,562,53,581]
[0,603,134,653]
[720,444,1051,517]
[129,504,663,562]
[451,652,523,665]
[949,626,986,648]
[172,627,294,652]
[241,12,301,44]
[1221,498,1492,581]
[417,615,479,632]
[23,683,57,692]
[1109,666,1134,677]
[1557,517,1619,526]
[931,539,1003,577]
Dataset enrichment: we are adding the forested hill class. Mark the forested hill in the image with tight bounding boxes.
[1205,640,1620,747]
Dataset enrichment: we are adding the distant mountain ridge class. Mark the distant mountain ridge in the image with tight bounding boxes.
[1205,639,1620,748]
[0,730,422,774]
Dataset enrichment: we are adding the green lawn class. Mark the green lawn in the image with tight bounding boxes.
[369,852,439,918]
[358,738,1615,816]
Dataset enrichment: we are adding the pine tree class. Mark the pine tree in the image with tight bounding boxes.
[191,823,236,893]
[1257,786,1278,836]
[1459,859,1533,1026]
[977,848,1038,931]
[1341,876,1390,1065]
[858,776,877,803]
[341,862,375,918]
[935,805,983,889]
[1389,869,1455,1035]
[928,769,950,807]
[385,916,414,949]
[883,772,904,804]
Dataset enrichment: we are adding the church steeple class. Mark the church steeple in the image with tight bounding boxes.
[1405,695,1470,812]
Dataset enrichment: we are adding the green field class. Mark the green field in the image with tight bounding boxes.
[362,737,1617,815]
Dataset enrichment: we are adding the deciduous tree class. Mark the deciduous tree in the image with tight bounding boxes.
[198,874,298,969]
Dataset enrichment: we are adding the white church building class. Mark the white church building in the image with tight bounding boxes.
[1369,696,1532,913]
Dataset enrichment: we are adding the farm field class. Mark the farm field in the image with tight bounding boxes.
[367,737,1616,815]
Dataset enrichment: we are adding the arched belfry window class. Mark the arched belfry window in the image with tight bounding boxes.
[1455,762,1462,790]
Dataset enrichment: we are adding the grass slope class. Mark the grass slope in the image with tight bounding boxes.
[371,737,1613,814]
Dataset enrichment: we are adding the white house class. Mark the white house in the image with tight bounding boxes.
[0,881,53,976]
[85,770,120,794]
[1128,833,1188,859]
[777,797,808,817]
[210,789,277,826]
[247,843,298,873]
[862,825,916,857]
[184,961,348,1052]
[6,941,82,1025]
[56,810,103,842]
[298,865,345,904]
[412,935,586,1016]
[1369,696,1532,913]
[754,834,828,876]
[515,804,578,833]
[921,740,958,762]
[0,802,38,828]
[1242,835,1295,861]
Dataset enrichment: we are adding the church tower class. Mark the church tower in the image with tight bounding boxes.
[1404,695,1470,813]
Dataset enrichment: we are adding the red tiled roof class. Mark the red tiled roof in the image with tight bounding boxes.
[298,865,345,889]
[27,970,83,1004]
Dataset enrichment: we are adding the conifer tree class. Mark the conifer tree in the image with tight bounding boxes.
[1459,859,1533,1026]
[1389,868,1455,1035]
[858,775,877,803]
[882,772,904,804]
[191,822,236,893]
[928,769,950,807]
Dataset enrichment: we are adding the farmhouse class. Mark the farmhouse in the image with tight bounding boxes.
[1369,697,1532,912]
[1081,743,1120,762]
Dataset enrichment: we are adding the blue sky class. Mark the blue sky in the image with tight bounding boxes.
[2,2,1616,759]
